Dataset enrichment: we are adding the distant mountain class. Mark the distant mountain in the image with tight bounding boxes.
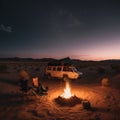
[100,59,120,64]
[0,57,56,62]
[0,57,120,63]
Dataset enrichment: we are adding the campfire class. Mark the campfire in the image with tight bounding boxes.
[54,81,82,106]
[60,81,74,99]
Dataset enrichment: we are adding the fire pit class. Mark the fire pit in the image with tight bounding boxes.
[54,81,82,106]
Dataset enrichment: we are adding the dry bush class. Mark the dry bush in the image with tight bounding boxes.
[19,70,30,80]
[101,77,110,87]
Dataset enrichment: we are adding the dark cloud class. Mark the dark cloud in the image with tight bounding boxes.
[0,24,12,32]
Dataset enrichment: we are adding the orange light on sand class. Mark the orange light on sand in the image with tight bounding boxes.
[61,81,74,99]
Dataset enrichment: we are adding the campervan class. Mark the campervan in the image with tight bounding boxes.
[45,63,83,80]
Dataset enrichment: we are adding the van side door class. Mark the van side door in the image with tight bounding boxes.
[63,66,74,78]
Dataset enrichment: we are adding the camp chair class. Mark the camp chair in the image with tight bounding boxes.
[32,77,48,95]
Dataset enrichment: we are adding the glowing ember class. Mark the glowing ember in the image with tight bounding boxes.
[61,81,74,99]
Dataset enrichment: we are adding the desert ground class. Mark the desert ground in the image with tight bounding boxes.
[0,60,120,120]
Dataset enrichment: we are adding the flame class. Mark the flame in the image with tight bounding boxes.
[61,81,74,99]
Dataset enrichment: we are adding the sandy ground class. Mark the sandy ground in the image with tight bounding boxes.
[0,62,120,120]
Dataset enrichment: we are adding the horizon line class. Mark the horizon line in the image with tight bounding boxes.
[0,56,120,62]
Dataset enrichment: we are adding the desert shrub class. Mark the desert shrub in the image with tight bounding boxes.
[0,64,8,73]
[101,77,110,87]
[19,69,30,80]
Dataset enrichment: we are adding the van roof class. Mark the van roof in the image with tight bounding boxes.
[47,61,73,66]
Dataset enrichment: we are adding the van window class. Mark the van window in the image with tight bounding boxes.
[57,67,61,71]
[63,67,72,72]
[53,67,56,71]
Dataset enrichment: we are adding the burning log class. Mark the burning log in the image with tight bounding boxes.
[54,95,82,107]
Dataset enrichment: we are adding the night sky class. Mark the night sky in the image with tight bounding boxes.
[0,0,120,60]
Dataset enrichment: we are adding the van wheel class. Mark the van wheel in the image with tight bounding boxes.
[47,74,51,80]
[63,75,68,81]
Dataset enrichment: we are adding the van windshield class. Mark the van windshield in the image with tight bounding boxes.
[72,67,78,72]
